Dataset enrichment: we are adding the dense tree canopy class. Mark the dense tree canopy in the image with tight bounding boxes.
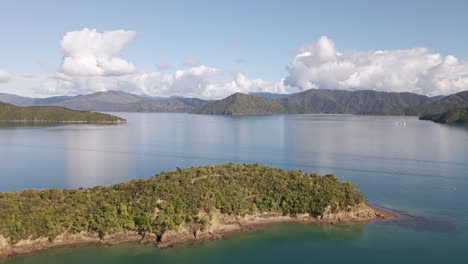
[419,108,468,124]
[0,164,364,243]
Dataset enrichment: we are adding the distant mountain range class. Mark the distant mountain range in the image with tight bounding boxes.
[204,90,468,116]
[1,89,467,117]
[0,91,207,113]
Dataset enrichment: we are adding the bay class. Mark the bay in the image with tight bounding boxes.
[1,113,467,263]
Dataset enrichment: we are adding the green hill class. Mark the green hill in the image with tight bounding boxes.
[280,89,434,115]
[0,164,365,244]
[193,93,287,115]
[417,91,468,116]
[193,89,436,116]
[419,108,468,124]
[0,102,125,123]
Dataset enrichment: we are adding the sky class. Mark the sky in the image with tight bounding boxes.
[0,0,467,98]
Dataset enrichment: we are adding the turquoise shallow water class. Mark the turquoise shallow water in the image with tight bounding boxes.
[0,114,467,263]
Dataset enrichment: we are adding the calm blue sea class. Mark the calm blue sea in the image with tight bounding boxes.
[0,113,467,264]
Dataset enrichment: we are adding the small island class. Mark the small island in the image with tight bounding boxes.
[0,164,393,257]
[0,102,125,124]
[419,108,468,124]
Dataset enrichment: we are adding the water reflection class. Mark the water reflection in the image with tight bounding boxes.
[63,126,130,188]
[0,113,467,193]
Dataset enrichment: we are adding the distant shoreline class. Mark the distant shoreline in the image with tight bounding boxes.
[0,101,127,124]
[0,204,396,258]
[0,119,126,124]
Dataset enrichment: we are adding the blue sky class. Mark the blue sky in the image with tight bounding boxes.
[0,0,467,98]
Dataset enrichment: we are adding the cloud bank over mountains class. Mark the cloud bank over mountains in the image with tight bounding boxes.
[285,36,468,96]
[32,28,292,98]
[1,29,468,98]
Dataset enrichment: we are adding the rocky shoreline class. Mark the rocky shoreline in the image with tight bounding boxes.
[0,203,396,258]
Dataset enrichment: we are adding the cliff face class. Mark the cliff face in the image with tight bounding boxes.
[0,203,391,257]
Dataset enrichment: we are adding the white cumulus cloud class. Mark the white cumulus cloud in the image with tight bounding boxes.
[22,31,468,99]
[29,28,293,99]
[0,69,12,83]
[285,36,468,96]
[60,28,137,76]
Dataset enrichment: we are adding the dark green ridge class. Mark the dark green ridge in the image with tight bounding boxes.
[193,90,437,116]
[419,108,468,124]
[192,93,287,115]
[0,164,364,243]
[0,102,125,123]
[280,89,434,115]
[416,91,468,116]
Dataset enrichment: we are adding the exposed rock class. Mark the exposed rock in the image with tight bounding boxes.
[158,224,194,248]
[321,204,378,223]
[0,203,394,258]
[0,235,11,255]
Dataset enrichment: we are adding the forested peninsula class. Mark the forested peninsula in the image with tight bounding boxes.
[0,164,393,257]
[0,102,125,124]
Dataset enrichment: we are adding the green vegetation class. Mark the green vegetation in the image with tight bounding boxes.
[0,164,364,244]
[192,90,439,116]
[0,102,125,123]
[280,89,434,115]
[195,90,468,119]
[419,108,468,124]
[193,93,287,115]
[417,91,468,116]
